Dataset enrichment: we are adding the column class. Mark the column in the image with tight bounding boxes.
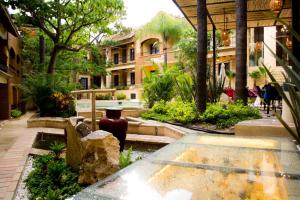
[196,0,207,113]
[235,0,248,104]
[101,75,105,89]
[106,74,112,88]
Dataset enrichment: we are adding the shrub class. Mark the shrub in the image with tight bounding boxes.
[11,109,22,118]
[142,100,198,124]
[95,93,112,100]
[202,103,261,128]
[26,142,81,200]
[116,93,127,100]
[21,73,77,117]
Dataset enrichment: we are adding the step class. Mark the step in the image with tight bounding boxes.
[126,134,176,144]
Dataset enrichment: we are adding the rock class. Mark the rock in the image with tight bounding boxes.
[78,130,120,185]
[75,122,92,138]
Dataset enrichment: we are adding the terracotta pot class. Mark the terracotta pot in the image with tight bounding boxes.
[99,108,128,151]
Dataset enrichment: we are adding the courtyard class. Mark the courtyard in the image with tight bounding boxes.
[0,0,299,199]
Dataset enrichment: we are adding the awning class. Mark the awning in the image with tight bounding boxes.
[173,0,292,30]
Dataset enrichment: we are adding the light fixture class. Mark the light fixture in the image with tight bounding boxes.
[221,10,231,46]
[255,41,262,51]
[270,0,283,14]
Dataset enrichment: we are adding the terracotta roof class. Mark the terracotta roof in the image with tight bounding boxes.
[110,31,135,42]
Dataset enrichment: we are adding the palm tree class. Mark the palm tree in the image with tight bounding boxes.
[258,66,269,85]
[225,70,236,88]
[249,70,261,88]
[137,12,186,65]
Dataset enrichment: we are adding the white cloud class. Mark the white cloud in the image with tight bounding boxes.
[122,0,183,28]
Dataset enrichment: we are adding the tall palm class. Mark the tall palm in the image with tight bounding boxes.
[249,70,261,88]
[225,70,236,88]
[137,12,186,65]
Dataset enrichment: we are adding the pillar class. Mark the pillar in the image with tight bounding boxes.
[101,75,105,89]
[106,74,112,88]
[196,0,207,113]
[235,0,248,104]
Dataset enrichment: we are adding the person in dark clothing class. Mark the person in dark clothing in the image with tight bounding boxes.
[263,84,272,115]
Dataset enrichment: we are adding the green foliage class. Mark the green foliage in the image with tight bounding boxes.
[202,103,261,128]
[225,70,236,88]
[142,100,198,124]
[249,70,262,80]
[95,93,112,100]
[207,77,225,103]
[26,150,81,199]
[119,147,133,169]
[143,101,261,128]
[11,109,22,118]
[4,0,125,73]
[143,65,178,107]
[262,21,300,143]
[20,73,77,117]
[174,70,195,102]
[50,142,65,159]
[116,93,127,100]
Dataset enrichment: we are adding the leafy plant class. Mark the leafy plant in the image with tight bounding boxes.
[143,64,178,107]
[26,148,81,199]
[249,70,262,88]
[207,77,225,103]
[225,70,236,89]
[95,93,112,100]
[202,103,261,128]
[50,142,65,159]
[262,23,300,143]
[119,147,133,169]
[11,109,22,118]
[116,93,127,100]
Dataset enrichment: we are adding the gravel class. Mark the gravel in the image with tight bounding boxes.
[14,156,34,200]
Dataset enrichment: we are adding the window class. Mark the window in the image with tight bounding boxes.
[114,75,119,87]
[130,93,136,99]
[113,53,119,64]
[218,63,230,75]
[130,72,135,85]
[93,76,101,88]
[79,78,88,90]
[130,48,135,61]
[122,49,127,63]
[150,44,159,54]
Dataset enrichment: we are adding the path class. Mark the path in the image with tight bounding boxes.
[0,112,39,200]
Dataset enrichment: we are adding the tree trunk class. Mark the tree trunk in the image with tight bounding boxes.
[39,35,45,64]
[163,40,167,65]
[196,0,207,113]
[235,0,248,105]
[292,0,300,73]
[47,46,60,74]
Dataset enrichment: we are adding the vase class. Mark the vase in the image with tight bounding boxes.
[99,108,128,151]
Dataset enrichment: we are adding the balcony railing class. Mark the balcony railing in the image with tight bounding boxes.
[111,55,135,65]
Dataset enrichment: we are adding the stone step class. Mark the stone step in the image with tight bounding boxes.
[126,134,176,144]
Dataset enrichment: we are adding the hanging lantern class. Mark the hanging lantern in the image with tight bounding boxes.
[223,37,231,47]
[286,36,292,49]
[269,0,283,13]
[255,41,262,51]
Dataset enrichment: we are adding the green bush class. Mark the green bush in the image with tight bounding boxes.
[26,143,81,200]
[21,73,77,117]
[142,100,198,124]
[11,109,22,118]
[95,93,112,100]
[202,103,261,128]
[116,93,127,100]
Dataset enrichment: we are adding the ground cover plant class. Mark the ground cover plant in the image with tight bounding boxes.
[25,143,81,200]
[142,100,261,128]
[11,109,22,118]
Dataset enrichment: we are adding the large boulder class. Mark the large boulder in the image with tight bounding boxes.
[78,130,120,184]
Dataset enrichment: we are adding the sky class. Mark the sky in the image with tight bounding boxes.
[122,0,183,28]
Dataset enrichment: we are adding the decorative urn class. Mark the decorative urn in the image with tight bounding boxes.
[99,108,128,151]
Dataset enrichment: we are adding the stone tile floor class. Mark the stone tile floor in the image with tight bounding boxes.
[0,112,40,200]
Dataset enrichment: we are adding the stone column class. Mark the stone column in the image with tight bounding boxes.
[127,70,131,86]
[106,74,112,88]
[101,75,105,89]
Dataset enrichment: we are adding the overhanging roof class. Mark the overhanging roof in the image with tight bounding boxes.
[173,0,292,30]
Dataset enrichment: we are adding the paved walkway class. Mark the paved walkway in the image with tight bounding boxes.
[0,112,39,200]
